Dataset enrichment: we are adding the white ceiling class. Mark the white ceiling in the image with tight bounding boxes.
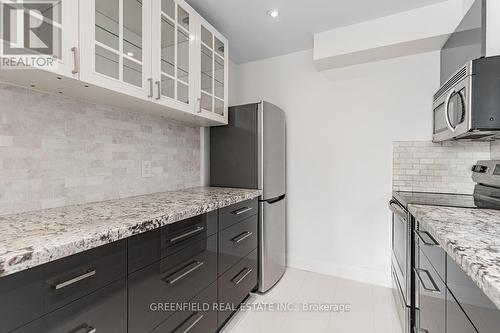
[186,0,449,64]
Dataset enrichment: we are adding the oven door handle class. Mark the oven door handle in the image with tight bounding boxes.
[389,200,407,219]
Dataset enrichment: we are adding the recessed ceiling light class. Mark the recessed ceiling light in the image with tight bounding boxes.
[127,52,134,57]
[267,9,279,18]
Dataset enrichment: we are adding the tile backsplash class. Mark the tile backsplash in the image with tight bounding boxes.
[491,141,500,159]
[393,141,490,194]
[0,82,200,215]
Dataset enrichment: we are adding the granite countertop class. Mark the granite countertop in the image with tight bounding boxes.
[0,187,261,278]
[408,204,500,309]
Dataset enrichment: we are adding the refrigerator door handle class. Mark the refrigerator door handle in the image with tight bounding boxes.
[260,194,286,204]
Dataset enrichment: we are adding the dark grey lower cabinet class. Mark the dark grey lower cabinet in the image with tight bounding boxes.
[1,206,258,333]
[447,254,500,333]
[12,278,127,333]
[128,235,217,333]
[150,282,218,333]
[414,219,500,333]
[446,291,477,333]
[415,246,446,333]
[218,249,258,326]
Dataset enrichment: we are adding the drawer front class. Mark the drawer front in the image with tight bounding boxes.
[0,265,45,332]
[446,289,478,333]
[43,240,127,314]
[416,222,445,282]
[129,234,217,333]
[416,248,446,333]
[128,211,217,273]
[13,278,127,333]
[0,240,126,332]
[218,249,258,327]
[219,198,258,231]
[151,282,217,333]
[447,254,500,333]
[219,215,258,275]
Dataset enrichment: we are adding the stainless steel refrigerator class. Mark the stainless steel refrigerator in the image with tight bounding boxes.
[210,101,286,293]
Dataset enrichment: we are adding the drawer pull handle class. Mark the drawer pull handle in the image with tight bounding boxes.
[231,231,253,244]
[51,270,96,290]
[415,230,439,247]
[415,268,441,293]
[414,328,429,333]
[173,312,204,333]
[69,324,96,333]
[169,226,205,243]
[231,267,253,285]
[164,261,204,285]
[231,207,253,215]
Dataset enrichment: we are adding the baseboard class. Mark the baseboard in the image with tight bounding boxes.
[287,256,391,288]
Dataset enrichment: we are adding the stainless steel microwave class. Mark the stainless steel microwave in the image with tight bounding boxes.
[432,56,500,142]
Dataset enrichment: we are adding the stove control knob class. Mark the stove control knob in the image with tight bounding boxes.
[472,165,489,173]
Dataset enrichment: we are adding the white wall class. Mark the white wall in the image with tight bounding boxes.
[235,49,440,286]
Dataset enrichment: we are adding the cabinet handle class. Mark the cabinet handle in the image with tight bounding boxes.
[231,267,253,285]
[415,268,440,293]
[231,231,253,244]
[169,226,205,243]
[147,78,153,98]
[155,81,161,100]
[173,312,204,333]
[164,261,204,284]
[231,207,252,215]
[197,97,202,113]
[415,230,439,247]
[50,269,96,290]
[414,328,429,333]
[71,47,79,74]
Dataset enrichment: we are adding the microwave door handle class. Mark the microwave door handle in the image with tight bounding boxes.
[444,89,456,132]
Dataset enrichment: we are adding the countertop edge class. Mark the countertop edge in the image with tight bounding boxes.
[0,189,261,278]
[408,204,500,310]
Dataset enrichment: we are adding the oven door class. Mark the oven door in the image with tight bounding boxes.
[389,199,410,306]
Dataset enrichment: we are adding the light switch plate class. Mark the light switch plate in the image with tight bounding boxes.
[141,160,152,178]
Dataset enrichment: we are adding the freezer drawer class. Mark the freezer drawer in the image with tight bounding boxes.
[259,197,286,293]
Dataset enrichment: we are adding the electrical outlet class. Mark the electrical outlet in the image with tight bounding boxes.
[141,161,152,178]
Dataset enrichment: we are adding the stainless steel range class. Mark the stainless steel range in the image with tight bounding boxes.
[389,159,500,332]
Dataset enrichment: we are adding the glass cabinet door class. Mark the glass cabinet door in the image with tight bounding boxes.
[199,23,226,117]
[80,0,151,99]
[153,0,193,107]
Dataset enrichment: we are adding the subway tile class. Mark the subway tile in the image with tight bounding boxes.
[0,82,200,215]
[393,140,490,195]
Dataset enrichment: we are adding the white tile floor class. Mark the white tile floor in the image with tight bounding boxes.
[221,268,403,333]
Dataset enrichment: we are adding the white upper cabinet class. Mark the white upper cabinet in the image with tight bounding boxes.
[0,0,228,126]
[0,0,79,88]
[150,0,196,113]
[196,16,229,122]
[49,0,80,79]
[79,0,153,101]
